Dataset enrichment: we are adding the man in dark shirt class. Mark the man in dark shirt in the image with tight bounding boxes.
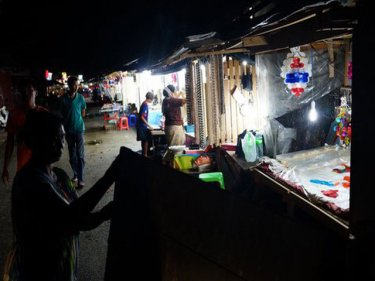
[59,76,86,189]
[136,91,154,157]
[162,84,186,146]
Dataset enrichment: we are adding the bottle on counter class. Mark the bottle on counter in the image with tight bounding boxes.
[255,132,264,159]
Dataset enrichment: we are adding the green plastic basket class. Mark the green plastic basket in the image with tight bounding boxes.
[174,155,197,170]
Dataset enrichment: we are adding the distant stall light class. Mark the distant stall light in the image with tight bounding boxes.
[61,72,67,82]
[78,74,83,81]
[242,61,247,66]
[45,70,53,80]
[200,64,206,71]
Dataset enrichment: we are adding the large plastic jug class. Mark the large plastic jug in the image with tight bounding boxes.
[241,131,257,162]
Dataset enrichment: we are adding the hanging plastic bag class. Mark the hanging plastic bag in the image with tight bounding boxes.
[241,131,257,162]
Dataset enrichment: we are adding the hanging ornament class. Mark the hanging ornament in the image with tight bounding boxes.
[281,47,312,97]
[333,96,352,147]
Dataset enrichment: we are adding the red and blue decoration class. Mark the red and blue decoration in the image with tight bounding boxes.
[281,47,312,97]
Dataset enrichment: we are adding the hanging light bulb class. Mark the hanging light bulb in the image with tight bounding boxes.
[309,101,318,122]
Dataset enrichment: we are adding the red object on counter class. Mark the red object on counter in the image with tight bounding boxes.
[321,189,339,198]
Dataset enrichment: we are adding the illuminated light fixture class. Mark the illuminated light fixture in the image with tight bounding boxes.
[200,64,206,71]
[249,15,254,19]
[45,70,53,80]
[242,61,247,66]
[308,101,318,122]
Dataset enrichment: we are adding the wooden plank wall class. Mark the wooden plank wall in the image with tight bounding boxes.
[220,57,252,144]
[190,56,255,147]
[223,59,231,144]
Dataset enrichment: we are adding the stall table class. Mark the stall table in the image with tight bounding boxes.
[149,129,166,157]
[224,148,351,238]
[99,103,123,129]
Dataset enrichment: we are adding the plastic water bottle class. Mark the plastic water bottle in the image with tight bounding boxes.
[255,132,264,159]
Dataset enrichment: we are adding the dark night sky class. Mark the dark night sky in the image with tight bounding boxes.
[0,0,251,78]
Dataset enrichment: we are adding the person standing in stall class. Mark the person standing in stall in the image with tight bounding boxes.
[137,91,155,157]
[162,84,186,147]
[59,76,87,189]
[2,78,47,185]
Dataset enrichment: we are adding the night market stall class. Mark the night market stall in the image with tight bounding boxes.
[147,0,356,235]
[105,2,374,280]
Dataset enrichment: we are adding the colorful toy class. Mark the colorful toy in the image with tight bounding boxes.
[333,97,352,146]
[332,163,350,173]
[321,189,339,198]
[342,176,350,188]
[310,179,337,187]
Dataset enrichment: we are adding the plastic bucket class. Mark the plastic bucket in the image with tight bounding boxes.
[199,172,225,190]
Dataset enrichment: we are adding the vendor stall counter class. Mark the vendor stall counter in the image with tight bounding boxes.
[224,146,351,238]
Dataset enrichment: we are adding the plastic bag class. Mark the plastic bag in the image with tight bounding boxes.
[241,131,257,162]
[236,130,247,158]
